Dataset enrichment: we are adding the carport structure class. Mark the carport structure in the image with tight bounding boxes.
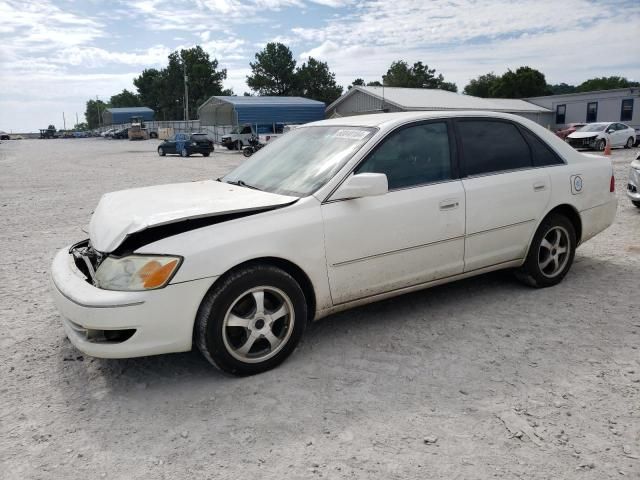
[198,96,326,128]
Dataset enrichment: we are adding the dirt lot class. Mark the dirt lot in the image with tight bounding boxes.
[1,138,639,479]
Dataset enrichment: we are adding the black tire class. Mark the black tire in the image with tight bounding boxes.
[202,152,210,157]
[226,145,234,150]
[195,265,307,376]
[158,147,165,156]
[515,213,576,288]
[632,200,640,208]
[596,139,606,151]
[180,148,189,157]
[242,147,253,157]
[625,137,634,149]
[235,140,243,151]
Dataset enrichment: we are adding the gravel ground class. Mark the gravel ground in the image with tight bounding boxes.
[1,138,639,479]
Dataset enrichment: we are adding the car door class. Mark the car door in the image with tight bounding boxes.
[455,119,552,272]
[164,136,176,153]
[321,121,465,305]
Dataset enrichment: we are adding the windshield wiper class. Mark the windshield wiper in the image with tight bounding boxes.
[225,179,261,191]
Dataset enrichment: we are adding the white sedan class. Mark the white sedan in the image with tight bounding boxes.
[566,122,636,151]
[51,111,617,375]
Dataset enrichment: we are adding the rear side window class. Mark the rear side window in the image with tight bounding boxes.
[355,122,451,189]
[457,120,531,176]
[520,128,564,166]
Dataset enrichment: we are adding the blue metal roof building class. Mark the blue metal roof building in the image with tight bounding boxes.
[103,107,155,125]
[198,96,325,127]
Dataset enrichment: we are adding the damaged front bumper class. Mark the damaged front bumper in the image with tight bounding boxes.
[627,164,640,202]
[50,246,217,359]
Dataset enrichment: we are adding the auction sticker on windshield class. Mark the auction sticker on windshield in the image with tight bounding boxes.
[331,129,371,140]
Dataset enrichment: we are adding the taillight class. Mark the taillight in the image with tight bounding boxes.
[610,175,615,192]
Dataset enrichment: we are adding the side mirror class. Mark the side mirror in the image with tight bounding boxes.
[331,173,388,201]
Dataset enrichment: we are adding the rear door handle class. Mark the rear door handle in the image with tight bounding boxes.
[439,199,460,210]
[533,182,547,192]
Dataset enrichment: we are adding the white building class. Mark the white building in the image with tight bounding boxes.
[526,87,639,129]
[326,86,553,126]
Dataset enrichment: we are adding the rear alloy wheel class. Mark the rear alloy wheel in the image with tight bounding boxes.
[181,147,189,157]
[158,147,165,156]
[195,265,307,376]
[625,137,634,149]
[596,139,606,151]
[515,213,576,288]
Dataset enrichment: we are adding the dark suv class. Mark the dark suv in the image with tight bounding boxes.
[158,133,214,157]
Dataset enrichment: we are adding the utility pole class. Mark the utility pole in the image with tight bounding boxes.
[183,61,189,121]
[63,112,66,130]
[96,95,101,129]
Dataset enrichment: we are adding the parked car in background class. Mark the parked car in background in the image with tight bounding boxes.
[102,128,116,138]
[157,133,214,157]
[51,111,617,376]
[0,131,10,140]
[221,124,285,150]
[627,152,640,208]
[556,123,586,139]
[635,128,640,147]
[566,122,636,151]
[112,128,129,139]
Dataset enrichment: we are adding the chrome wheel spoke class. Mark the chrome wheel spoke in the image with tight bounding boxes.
[540,238,553,251]
[556,246,567,255]
[227,313,251,328]
[236,331,259,356]
[540,255,553,269]
[263,329,280,349]
[252,291,265,316]
[269,305,288,322]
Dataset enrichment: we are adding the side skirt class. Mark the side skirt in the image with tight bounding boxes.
[313,259,523,321]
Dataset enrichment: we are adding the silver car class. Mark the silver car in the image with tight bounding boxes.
[628,153,640,208]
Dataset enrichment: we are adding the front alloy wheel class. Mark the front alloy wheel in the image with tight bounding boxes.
[195,265,307,375]
[596,139,606,151]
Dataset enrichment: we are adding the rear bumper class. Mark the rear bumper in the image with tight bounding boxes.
[50,247,216,358]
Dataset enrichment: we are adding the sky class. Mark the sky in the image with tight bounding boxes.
[1,0,639,132]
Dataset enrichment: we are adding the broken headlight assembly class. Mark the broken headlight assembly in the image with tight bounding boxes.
[95,255,182,291]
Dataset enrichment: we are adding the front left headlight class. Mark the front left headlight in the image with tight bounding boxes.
[95,255,182,291]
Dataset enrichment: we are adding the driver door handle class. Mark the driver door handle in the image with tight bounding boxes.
[439,199,460,210]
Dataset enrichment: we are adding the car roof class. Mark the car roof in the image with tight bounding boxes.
[306,110,542,130]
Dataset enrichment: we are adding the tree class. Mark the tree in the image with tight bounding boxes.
[295,57,343,105]
[549,83,577,95]
[349,78,365,90]
[74,122,89,131]
[463,73,499,97]
[247,42,297,95]
[134,68,164,114]
[576,76,639,92]
[489,66,549,98]
[84,99,109,129]
[109,89,141,108]
[381,60,457,91]
[366,80,383,87]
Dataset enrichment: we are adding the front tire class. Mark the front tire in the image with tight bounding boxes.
[515,213,576,288]
[596,139,606,151]
[195,265,307,376]
[625,137,634,149]
[158,147,165,156]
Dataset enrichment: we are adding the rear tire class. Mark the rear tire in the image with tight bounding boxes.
[632,200,640,208]
[202,152,210,157]
[195,265,307,376]
[515,213,576,288]
[625,137,634,149]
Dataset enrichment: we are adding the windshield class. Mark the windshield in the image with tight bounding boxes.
[578,123,607,132]
[223,126,376,197]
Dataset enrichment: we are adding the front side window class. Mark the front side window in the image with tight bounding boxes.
[355,122,451,190]
[457,120,531,176]
[586,102,598,122]
[621,99,633,122]
[556,104,566,124]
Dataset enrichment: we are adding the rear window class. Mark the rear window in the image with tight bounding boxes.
[457,120,532,176]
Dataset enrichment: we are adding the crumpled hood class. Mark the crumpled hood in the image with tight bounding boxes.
[567,131,602,139]
[89,180,297,253]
